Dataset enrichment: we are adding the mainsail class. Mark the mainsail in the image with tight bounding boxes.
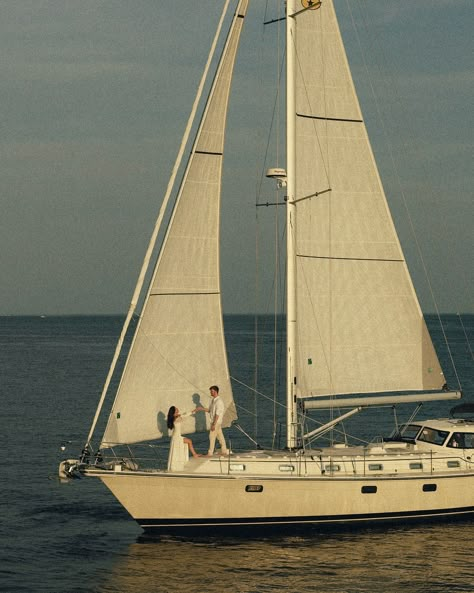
[290,1,444,398]
[101,1,248,446]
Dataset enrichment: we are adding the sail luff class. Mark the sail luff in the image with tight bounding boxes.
[101,0,248,447]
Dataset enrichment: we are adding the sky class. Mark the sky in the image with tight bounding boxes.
[1,0,472,316]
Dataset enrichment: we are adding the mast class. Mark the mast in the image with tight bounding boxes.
[286,0,298,449]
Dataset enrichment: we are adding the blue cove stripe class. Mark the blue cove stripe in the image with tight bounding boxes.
[137,506,474,531]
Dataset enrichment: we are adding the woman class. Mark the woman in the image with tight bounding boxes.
[166,406,200,471]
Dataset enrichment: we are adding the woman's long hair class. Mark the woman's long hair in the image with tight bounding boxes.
[167,406,176,430]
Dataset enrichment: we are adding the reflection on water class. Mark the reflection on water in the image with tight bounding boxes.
[96,523,474,593]
[1,316,472,593]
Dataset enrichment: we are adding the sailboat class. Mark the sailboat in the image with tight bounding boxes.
[60,0,474,532]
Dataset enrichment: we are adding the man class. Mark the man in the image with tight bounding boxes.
[197,385,229,456]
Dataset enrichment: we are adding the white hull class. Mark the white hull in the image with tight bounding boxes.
[84,450,474,533]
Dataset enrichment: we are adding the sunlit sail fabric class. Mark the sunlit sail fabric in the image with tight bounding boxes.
[102,1,248,446]
[292,1,444,398]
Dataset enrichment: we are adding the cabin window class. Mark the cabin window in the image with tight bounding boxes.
[325,464,341,472]
[368,464,383,471]
[245,485,263,493]
[230,464,246,472]
[279,464,295,472]
[397,424,422,440]
[409,462,423,470]
[423,484,437,492]
[447,432,474,449]
[447,460,460,468]
[417,428,448,446]
[361,486,377,494]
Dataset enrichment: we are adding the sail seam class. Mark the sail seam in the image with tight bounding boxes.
[297,112,363,124]
[195,150,223,156]
[296,255,404,262]
[149,290,220,296]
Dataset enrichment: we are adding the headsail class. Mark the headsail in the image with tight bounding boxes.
[101,1,248,447]
[290,1,444,398]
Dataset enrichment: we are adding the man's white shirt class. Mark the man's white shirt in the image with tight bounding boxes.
[209,395,224,425]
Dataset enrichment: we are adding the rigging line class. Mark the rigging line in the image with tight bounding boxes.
[295,253,334,393]
[232,423,261,448]
[272,191,279,447]
[271,203,284,447]
[458,313,474,360]
[234,373,362,444]
[231,375,287,411]
[253,0,278,443]
[255,44,286,202]
[86,1,233,449]
[234,401,258,419]
[255,2,286,445]
[254,208,260,440]
[288,187,331,204]
[289,20,331,189]
[231,379,325,436]
[255,216,286,445]
[272,1,284,449]
[258,227,285,322]
[295,252,355,444]
[348,0,462,391]
[230,375,310,430]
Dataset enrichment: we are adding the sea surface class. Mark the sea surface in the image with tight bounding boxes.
[1,314,473,593]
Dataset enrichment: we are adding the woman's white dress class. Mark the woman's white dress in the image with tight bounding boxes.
[167,412,191,471]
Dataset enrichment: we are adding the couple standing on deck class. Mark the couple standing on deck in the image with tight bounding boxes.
[166,385,229,471]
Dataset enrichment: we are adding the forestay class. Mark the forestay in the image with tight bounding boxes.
[292,1,444,398]
[101,1,249,446]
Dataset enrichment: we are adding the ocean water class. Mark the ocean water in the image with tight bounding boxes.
[1,314,473,593]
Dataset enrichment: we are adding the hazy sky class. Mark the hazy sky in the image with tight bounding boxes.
[1,0,472,315]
